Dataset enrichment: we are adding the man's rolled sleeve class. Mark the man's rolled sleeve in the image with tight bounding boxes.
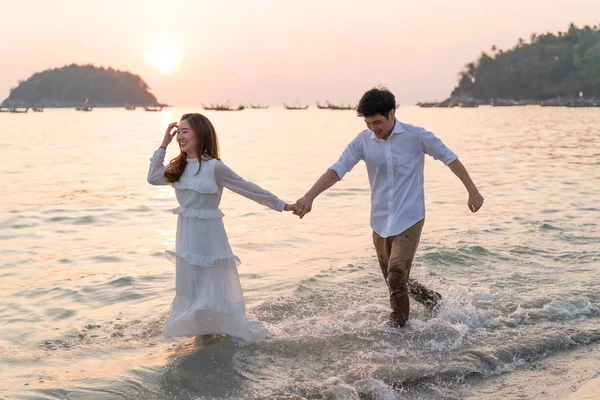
[328,136,363,180]
[420,129,458,165]
[329,161,348,180]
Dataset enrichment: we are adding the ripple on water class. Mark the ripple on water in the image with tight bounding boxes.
[8,222,39,229]
[91,255,124,263]
[45,307,76,321]
[45,216,96,225]
[124,205,153,213]
[107,276,136,287]
[422,246,494,266]
[540,223,563,231]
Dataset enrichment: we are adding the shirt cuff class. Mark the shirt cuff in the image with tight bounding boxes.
[442,152,458,166]
[274,199,285,212]
[151,147,166,160]
[328,163,347,180]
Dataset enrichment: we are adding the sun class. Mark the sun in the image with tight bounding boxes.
[144,33,183,75]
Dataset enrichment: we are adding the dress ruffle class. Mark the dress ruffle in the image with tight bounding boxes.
[171,177,218,194]
[166,250,241,268]
[172,206,224,219]
[167,295,246,315]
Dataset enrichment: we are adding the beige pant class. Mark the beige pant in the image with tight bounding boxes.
[373,219,440,326]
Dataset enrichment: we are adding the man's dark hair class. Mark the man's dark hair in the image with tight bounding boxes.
[356,87,396,118]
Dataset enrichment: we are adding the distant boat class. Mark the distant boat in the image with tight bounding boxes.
[250,104,269,109]
[144,106,163,112]
[0,107,11,112]
[490,99,518,106]
[76,98,92,111]
[327,101,355,110]
[9,107,29,113]
[316,102,329,109]
[32,107,44,112]
[215,104,244,111]
[125,106,136,110]
[203,103,244,111]
[458,102,479,108]
[417,102,454,108]
[284,102,309,110]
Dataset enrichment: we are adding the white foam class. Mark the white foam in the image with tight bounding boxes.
[508,299,598,324]
[353,378,397,400]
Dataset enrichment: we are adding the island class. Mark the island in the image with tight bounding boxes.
[1,64,163,108]
[419,23,600,107]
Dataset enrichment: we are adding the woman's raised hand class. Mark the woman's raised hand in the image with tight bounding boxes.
[161,122,179,148]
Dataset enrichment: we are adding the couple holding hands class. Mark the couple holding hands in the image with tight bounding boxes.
[147,87,484,343]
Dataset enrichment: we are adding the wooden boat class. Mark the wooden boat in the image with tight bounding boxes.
[76,99,92,111]
[284,103,309,110]
[32,107,44,112]
[250,104,269,109]
[327,101,354,110]
[9,108,29,113]
[144,106,163,112]
[215,105,244,111]
[316,102,329,109]
[125,106,136,110]
[203,103,244,111]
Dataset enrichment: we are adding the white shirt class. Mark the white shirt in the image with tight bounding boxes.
[329,120,458,238]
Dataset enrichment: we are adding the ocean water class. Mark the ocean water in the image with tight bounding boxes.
[1,106,599,400]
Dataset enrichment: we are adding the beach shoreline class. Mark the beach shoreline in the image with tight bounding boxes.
[462,340,600,399]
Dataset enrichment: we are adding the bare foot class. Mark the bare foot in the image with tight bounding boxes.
[194,335,209,346]
[194,334,223,347]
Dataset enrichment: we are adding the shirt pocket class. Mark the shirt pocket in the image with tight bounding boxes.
[394,153,414,176]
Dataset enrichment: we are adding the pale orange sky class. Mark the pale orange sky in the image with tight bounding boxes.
[1,0,599,105]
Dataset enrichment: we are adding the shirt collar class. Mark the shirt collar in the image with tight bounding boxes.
[369,119,404,140]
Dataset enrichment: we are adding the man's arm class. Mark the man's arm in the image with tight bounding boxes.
[447,159,484,213]
[295,134,363,219]
[294,169,340,218]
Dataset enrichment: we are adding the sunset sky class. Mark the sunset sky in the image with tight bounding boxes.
[2,0,599,105]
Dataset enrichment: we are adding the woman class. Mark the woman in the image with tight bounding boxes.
[147,113,296,343]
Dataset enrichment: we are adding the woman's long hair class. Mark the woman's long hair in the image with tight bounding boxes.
[165,113,220,183]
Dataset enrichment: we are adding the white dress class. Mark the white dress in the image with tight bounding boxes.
[147,148,284,342]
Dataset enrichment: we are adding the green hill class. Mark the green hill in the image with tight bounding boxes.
[2,64,160,107]
[452,23,600,101]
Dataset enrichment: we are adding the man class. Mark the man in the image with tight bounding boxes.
[294,87,484,327]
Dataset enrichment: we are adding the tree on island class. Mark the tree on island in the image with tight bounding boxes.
[2,64,160,107]
[452,23,600,101]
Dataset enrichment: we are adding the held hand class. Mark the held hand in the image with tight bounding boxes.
[293,196,313,219]
[283,203,298,213]
[468,191,484,213]
[161,122,178,148]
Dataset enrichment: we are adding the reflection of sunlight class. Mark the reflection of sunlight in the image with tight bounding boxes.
[165,341,197,361]
[160,109,175,127]
[157,228,175,249]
